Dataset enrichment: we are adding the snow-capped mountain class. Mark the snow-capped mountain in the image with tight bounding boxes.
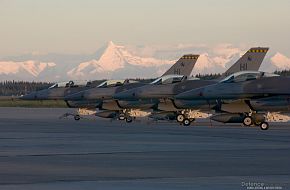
[0,41,289,81]
[67,41,174,80]
[0,60,56,81]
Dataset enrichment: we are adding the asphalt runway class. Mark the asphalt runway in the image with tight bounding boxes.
[0,108,289,190]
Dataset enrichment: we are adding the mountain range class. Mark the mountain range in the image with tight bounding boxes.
[0,41,289,82]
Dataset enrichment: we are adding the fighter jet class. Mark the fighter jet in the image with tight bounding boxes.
[114,47,269,125]
[175,70,289,130]
[20,80,107,118]
[20,80,99,101]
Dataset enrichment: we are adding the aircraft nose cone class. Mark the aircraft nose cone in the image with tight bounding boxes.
[20,92,37,100]
[20,90,50,100]
[65,91,84,101]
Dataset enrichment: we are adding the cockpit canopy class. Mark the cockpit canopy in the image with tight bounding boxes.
[220,71,279,83]
[49,80,91,89]
[150,74,186,85]
[97,79,138,88]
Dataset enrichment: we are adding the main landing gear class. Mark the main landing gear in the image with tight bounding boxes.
[176,112,195,126]
[118,111,133,123]
[242,114,269,130]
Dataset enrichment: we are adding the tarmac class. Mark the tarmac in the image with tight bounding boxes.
[0,107,289,190]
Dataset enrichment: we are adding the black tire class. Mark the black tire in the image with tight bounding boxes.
[243,116,253,126]
[183,118,191,126]
[118,113,125,120]
[260,122,269,130]
[177,114,185,123]
[125,117,133,123]
[74,115,80,121]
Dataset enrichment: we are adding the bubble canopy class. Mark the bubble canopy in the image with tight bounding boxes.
[220,71,279,83]
[48,80,92,89]
[97,79,138,88]
[150,75,199,85]
[150,75,184,85]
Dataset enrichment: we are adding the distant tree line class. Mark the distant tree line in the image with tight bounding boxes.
[274,69,290,76]
[1,70,290,96]
[194,73,222,80]
[0,81,52,96]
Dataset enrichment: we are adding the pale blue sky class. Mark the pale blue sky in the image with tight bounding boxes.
[1,0,290,57]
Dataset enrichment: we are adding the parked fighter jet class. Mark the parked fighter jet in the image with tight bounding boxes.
[64,54,199,121]
[20,80,99,102]
[175,70,288,130]
[113,47,269,125]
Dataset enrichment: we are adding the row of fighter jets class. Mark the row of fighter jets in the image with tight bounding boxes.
[21,47,290,130]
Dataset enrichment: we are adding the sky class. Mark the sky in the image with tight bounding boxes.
[1,0,290,57]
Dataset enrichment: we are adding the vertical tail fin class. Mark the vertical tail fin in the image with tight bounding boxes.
[162,54,199,77]
[222,47,269,78]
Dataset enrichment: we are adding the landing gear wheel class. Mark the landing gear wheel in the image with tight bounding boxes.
[177,114,185,122]
[183,118,191,126]
[243,116,253,126]
[125,117,133,123]
[118,113,125,120]
[74,115,80,121]
[260,122,269,130]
